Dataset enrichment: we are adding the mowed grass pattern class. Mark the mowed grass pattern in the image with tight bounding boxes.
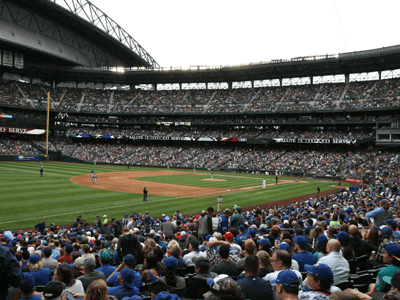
[0,162,347,230]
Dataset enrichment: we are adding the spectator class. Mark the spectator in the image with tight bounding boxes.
[0,246,24,300]
[28,254,53,286]
[334,231,355,260]
[186,256,216,299]
[54,264,84,294]
[263,250,303,289]
[237,255,273,300]
[74,279,109,300]
[78,256,106,292]
[348,225,377,257]
[300,263,335,300]
[141,253,160,284]
[198,207,214,243]
[158,257,186,297]
[204,276,245,300]
[18,273,41,300]
[107,268,139,300]
[149,280,181,300]
[41,247,58,274]
[274,269,300,300]
[318,239,350,286]
[57,244,73,264]
[292,236,317,272]
[366,199,393,228]
[95,251,116,279]
[210,244,240,277]
[183,240,206,267]
[107,254,141,289]
[42,281,65,300]
[117,226,144,264]
[367,244,400,297]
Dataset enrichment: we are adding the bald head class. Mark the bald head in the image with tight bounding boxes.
[327,239,341,253]
[245,239,256,254]
[349,225,359,237]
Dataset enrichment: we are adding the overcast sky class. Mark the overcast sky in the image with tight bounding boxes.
[89,1,399,68]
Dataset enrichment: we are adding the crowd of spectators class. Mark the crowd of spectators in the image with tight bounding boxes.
[3,174,400,299]
[1,78,400,113]
[0,139,40,154]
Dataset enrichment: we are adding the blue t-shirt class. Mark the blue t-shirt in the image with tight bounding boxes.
[21,296,42,300]
[96,264,117,279]
[238,233,249,241]
[108,285,139,300]
[217,215,229,233]
[107,271,141,289]
[292,251,317,272]
[31,268,52,286]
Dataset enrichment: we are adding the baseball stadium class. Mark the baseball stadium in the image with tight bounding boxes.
[0,1,400,299]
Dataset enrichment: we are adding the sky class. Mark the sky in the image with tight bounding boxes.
[85,1,400,68]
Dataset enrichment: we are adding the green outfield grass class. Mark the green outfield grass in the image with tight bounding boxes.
[0,162,348,231]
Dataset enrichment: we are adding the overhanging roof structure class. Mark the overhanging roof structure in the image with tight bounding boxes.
[0,0,159,68]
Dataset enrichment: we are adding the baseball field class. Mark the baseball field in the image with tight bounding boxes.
[0,162,348,231]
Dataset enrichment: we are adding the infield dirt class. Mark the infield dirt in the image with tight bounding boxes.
[70,170,305,198]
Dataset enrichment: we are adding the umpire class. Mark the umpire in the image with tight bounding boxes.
[143,187,148,202]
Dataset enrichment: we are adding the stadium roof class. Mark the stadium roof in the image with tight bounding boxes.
[9,44,400,85]
[0,0,158,68]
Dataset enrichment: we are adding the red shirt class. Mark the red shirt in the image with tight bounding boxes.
[57,253,73,264]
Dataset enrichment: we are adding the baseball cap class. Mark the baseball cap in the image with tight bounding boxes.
[334,232,350,240]
[43,281,66,299]
[385,243,400,258]
[223,209,230,215]
[257,239,271,248]
[304,263,334,284]
[29,254,40,264]
[384,219,398,229]
[103,215,107,218]
[316,235,328,246]
[206,274,233,287]
[145,211,149,214]
[248,229,257,236]
[20,273,35,292]
[382,227,394,238]
[120,268,135,289]
[383,270,400,289]
[164,257,178,268]
[180,231,187,237]
[123,254,136,266]
[238,225,245,231]
[274,269,300,288]
[258,227,267,233]
[204,277,241,300]
[381,199,391,205]
[294,236,308,248]
[278,242,290,253]
[223,232,234,240]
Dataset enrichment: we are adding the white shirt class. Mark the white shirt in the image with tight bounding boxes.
[183,250,206,267]
[264,269,304,290]
[318,251,349,286]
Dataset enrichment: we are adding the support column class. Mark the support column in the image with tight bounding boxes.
[228,82,232,90]
[345,74,350,85]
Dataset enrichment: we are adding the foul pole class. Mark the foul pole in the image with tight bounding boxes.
[46,91,50,161]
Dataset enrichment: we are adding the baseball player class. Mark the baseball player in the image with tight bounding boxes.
[143,187,148,202]
[211,170,214,179]
[262,179,266,189]
[217,195,223,213]
[40,163,43,177]
[92,172,98,184]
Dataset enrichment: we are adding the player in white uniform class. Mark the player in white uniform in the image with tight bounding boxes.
[262,179,266,189]
[211,171,214,179]
[217,196,223,213]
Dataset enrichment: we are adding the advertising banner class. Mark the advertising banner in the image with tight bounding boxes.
[3,51,12,67]
[14,53,24,69]
[0,127,45,135]
[14,155,39,161]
